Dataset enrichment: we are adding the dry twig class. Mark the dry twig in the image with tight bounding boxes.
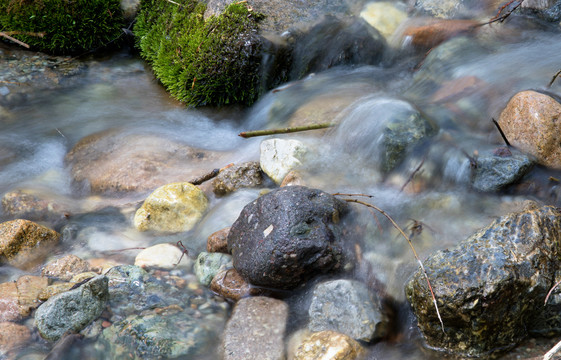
[548,69,561,88]
[239,123,336,138]
[338,196,445,333]
[400,157,426,193]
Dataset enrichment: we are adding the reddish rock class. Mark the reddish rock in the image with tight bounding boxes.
[401,18,479,50]
[0,219,60,270]
[498,90,561,169]
[207,227,230,254]
[222,296,288,360]
[65,130,226,194]
[42,254,91,281]
[1,190,71,223]
[0,322,31,353]
[210,268,266,302]
[0,276,49,321]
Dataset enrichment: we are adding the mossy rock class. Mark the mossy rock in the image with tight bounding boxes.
[0,0,125,54]
[133,0,265,107]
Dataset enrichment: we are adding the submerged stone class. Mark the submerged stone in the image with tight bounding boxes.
[471,148,534,192]
[405,205,561,357]
[228,186,355,290]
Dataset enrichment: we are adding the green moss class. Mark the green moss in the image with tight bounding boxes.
[134,0,264,107]
[0,0,125,54]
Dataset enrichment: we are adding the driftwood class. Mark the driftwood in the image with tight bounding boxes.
[239,123,336,138]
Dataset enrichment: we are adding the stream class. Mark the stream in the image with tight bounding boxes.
[1,1,561,359]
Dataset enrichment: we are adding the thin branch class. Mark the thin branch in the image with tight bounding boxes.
[400,157,425,193]
[239,123,336,138]
[475,0,525,27]
[545,278,561,305]
[548,69,561,88]
[0,32,30,48]
[340,197,445,333]
[332,192,373,198]
[544,338,561,360]
[188,163,233,185]
[492,118,511,147]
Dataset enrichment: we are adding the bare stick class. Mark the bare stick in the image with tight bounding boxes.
[332,192,374,198]
[0,32,30,48]
[475,0,525,27]
[239,123,336,138]
[188,163,233,185]
[340,197,445,333]
[544,338,561,360]
[492,118,511,147]
[548,69,561,88]
[400,157,425,193]
[545,278,561,305]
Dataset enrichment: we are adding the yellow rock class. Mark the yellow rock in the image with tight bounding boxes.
[293,330,366,360]
[360,2,408,40]
[134,182,208,233]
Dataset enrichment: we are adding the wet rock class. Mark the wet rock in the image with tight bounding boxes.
[134,182,208,233]
[0,322,31,355]
[497,90,561,169]
[134,243,191,270]
[335,97,437,173]
[260,139,308,185]
[228,186,354,290]
[520,0,561,22]
[41,254,90,281]
[101,310,213,359]
[65,130,225,194]
[204,0,350,34]
[405,205,561,357]
[0,219,60,270]
[360,1,408,40]
[207,227,230,253]
[290,16,386,79]
[399,18,479,51]
[35,275,109,342]
[471,148,534,192]
[292,330,366,360]
[222,296,288,360]
[194,252,232,286]
[308,279,389,342]
[280,170,305,187]
[0,275,49,322]
[38,282,76,302]
[1,190,70,223]
[210,268,267,301]
[414,0,501,18]
[212,162,264,197]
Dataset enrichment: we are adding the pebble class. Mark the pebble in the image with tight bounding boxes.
[207,227,230,253]
[41,254,90,281]
[194,251,233,286]
[134,243,192,270]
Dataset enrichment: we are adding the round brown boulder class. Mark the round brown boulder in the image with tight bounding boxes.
[497,90,561,169]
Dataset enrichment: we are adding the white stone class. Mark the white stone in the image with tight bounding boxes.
[134,243,192,270]
[260,139,308,184]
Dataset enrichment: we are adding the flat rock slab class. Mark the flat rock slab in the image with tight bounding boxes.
[222,296,288,360]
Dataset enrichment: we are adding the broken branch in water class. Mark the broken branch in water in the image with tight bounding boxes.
[400,156,426,193]
[338,196,446,333]
[477,0,525,27]
[548,69,561,88]
[238,123,336,138]
[544,278,561,305]
[188,163,233,185]
[492,118,511,147]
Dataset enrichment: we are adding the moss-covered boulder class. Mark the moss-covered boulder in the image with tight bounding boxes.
[0,0,125,54]
[134,0,264,107]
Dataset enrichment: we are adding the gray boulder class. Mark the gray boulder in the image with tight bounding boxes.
[471,147,534,192]
[308,279,389,342]
[228,186,355,290]
[35,275,109,341]
[406,205,561,357]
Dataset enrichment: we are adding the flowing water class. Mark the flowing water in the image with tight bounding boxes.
[1,2,561,359]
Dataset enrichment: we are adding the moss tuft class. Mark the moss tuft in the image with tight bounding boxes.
[0,0,125,54]
[134,0,264,107]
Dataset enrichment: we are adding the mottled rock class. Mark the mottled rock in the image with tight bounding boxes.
[497,90,561,169]
[41,254,90,281]
[520,0,561,21]
[0,322,31,354]
[260,139,308,184]
[38,282,76,302]
[134,182,208,233]
[207,227,230,253]
[0,276,49,322]
[360,1,408,40]
[65,130,225,194]
[308,279,389,342]
[101,310,213,359]
[35,275,109,341]
[134,243,191,270]
[194,252,232,286]
[212,162,263,197]
[228,186,354,290]
[414,0,501,18]
[406,205,561,357]
[471,148,534,192]
[1,190,70,223]
[222,297,288,360]
[293,330,366,360]
[0,219,60,270]
[0,282,21,322]
[210,268,266,301]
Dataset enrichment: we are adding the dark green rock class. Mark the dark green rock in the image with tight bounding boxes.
[405,205,561,357]
[35,275,109,341]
